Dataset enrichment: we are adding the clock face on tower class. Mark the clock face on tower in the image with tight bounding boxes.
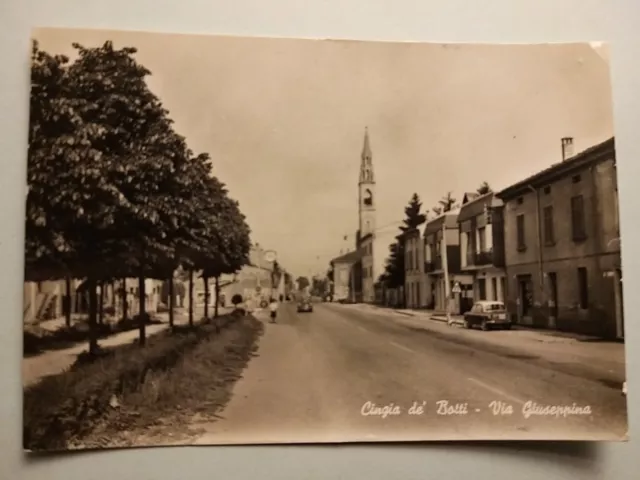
[363,189,373,206]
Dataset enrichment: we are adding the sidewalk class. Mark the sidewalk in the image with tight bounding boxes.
[22,323,170,388]
[22,308,234,388]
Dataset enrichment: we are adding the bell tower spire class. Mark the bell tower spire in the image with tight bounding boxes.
[358,127,376,237]
[359,126,374,184]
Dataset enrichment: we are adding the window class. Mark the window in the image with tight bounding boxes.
[543,205,555,245]
[577,267,588,309]
[572,174,581,184]
[516,214,526,250]
[543,186,551,195]
[499,277,506,302]
[491,277,498,301]
[516,197,524,205]
[363,189,373,206]
[571,195,586,240]
[478,226,486,252]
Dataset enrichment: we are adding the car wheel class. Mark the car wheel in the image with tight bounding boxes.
[504,324,512,330]
[481,320,489,331]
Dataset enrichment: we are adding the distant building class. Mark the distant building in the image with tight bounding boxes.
[458,191,507,313]
[23,278,164,325]
[496,137,623,339]
[211,243,285,308]
[330,250,363,302]
[424,211,472,313]
[402,222,428,308]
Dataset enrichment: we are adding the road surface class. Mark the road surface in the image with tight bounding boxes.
[194,302,628,444]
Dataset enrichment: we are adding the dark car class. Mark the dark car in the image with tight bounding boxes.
[297,299,313,313]
[463,301,510,330]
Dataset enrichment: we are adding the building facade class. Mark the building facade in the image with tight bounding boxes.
[24,278,164,325]
[496,137,623,339]
[458,191,507,313]
[403,224,428,308]
[424,212,473,312]
[330,250,362,302]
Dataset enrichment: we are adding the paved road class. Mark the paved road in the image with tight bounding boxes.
[194,302,628,444]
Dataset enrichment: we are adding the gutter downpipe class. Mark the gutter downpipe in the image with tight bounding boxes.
[527,184,547,327]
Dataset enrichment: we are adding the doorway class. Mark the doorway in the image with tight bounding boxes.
[517,274,533,323]
[547,272,558,328]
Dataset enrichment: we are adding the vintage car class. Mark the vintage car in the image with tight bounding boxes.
[297,298,313,313]
[463,300,510,330]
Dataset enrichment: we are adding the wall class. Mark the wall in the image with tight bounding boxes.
[333,262,352,301]
[360,236,375,302]
[474,270,506,302]
[502,156,622,337]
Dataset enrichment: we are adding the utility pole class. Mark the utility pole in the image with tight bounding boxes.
[442,221,452,324]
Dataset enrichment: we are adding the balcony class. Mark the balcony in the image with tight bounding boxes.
[474,249,494,266]
[425,256,442,273]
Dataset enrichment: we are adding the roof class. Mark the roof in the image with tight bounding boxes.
[359,232,374,243]
[462,192,480,204]
[330,249,362,265]
[457,192,504,224]
[424,211,460,236]
[496,137,615,200]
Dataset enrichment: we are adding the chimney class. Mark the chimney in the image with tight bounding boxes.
[561,137,574,161]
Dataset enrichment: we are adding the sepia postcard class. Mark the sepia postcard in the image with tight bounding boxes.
[23,27,628,452]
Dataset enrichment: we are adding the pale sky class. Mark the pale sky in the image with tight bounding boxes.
[33,29,614,279]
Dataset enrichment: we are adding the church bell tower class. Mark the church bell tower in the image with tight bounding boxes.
[358,127,376,238]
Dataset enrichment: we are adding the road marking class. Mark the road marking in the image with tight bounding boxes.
[467,377,525,405]
[390,341,415,354]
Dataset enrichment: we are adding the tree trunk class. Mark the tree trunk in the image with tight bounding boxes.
[168,276,175,329]
[188,269,194,327]
[87,276,99,355]
[64,276,72,328]
[110,281,117,311]
[121,278,128,322]
[214,276,220,318]
[203,275,210,320]
[98,281,105,325]
[138,274,146,346]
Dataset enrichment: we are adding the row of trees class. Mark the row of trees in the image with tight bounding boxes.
[378,182,492,292]
[27,40,251,354]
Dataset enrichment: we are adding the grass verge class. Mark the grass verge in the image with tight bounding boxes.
[24,313,264,452]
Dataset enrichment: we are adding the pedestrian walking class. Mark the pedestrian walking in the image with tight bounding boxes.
[268,297,278,323]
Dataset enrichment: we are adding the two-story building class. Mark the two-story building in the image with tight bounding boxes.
[496,137,623,339]
[424,211,473,313]
[458,191,507,313]
[329,249,363,302]
[403,223,428,308]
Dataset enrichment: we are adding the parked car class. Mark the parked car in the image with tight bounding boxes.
[297,299,313,313]
[463,300,510,330]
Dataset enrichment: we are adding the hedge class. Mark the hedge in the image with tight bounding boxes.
[23,314,235,452]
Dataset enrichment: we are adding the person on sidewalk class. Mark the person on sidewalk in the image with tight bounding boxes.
[268,297,278,323]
